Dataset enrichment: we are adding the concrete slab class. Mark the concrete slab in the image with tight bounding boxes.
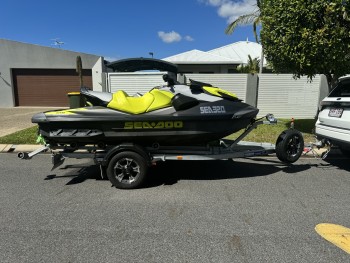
[0,144,9,152]
[13,144,43,153]
[0,107,61,137]
[0,144,13,153]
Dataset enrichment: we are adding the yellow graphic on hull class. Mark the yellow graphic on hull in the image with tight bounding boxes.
[46,108,87,115]
[124,121,183,129]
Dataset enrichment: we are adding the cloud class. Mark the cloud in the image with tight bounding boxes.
[200,0,224,6]
[201,0,258,23]
[158,31,194,43]
[104,56,121,62]
[185,35,194,41]
[158,31,182,43]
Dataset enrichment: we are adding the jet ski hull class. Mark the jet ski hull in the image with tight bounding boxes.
[33,100,259,146]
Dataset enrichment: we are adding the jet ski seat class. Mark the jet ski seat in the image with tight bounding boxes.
[107,89,174,114]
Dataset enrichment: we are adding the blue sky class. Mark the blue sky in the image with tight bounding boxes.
[1,0,258,61]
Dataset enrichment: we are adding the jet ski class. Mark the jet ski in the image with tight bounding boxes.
[32,76,259,147]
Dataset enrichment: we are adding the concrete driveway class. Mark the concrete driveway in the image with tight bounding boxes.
[0,107,60,137]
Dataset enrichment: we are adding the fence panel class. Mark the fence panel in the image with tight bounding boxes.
[257,74,321,119]
[106,72,322,119]
[108,72,166,94]
[184,74,248,102]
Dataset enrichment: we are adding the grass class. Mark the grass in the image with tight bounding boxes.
[0,126,38,144]
[0,119,317,145]
[227,118,316,144]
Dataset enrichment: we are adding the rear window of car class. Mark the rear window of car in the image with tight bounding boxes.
[329,79,350,97]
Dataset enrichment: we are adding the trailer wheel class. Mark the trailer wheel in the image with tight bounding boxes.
[276,129,304,163]
[107,151,148,189]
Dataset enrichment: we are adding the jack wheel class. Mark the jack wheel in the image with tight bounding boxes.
[276,129,304,163]
[107,151,148,189]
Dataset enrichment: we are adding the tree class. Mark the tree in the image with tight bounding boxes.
[237,55,260,73]
[260,0,350,90]
[225,2,261,42]
[225,1,264,73]
[76,56,83,87]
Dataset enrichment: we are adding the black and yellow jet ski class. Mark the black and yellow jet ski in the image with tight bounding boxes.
[32,77,259,147]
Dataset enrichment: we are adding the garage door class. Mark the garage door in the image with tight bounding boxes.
[13,69,93,106]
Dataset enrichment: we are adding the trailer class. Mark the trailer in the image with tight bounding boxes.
[18,115,304,189]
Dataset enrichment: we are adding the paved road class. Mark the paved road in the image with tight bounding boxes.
[1,154,350,262]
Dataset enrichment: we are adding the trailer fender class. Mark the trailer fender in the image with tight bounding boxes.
[102,143,151,167]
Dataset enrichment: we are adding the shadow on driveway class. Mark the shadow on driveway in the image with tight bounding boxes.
[146,159,316,187]
[44,158,323,188]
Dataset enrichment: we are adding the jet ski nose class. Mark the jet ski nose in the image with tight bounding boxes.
[32,112,47,123]
[232,106,259,119]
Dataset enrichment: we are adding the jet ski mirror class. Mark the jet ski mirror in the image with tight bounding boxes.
[163,74,175,86]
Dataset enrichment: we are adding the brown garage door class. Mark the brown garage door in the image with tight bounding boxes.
[13,69,93,106]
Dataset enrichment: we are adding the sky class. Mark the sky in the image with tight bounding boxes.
[0,0,259,61]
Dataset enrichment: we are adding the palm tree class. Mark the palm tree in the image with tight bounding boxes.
[237,55,260,73]
[246,55,260,73]
[225,0,263,73]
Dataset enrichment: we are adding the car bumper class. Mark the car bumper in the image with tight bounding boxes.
[315,121,350,147]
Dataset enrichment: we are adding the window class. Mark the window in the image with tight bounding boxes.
[329,79,350,97]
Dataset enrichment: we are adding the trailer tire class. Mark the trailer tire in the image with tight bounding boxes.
[107,151,148,189]
[276,129,304,163]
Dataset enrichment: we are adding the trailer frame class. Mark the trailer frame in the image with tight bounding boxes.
[18,115,304,189]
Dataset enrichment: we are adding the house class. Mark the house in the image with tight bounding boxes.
[0,39,264,108]
[163,41,265,74]
[0,39,105,107]
[162,49,239,74]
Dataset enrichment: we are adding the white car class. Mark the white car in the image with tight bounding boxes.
[315,76,350,155]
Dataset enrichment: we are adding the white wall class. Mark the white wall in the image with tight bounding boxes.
[92,57,105,92]
[108,72,167,94]
[186,73,324,118]
[257,74,321,118]
[177,64,236,73]
[184,73,249,103]
[106,71,326,119]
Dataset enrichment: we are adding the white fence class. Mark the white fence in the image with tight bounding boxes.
[257,74,324,118]
[183,73,259,107]
[108,72,166,94]
[106,72,328,119]
[183,74,248,101]
[184,74,327,118]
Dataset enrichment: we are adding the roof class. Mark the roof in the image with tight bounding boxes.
[163,49,240,64]
[0,38,101,58]
[208,41,266,65]
[107,57,178,73]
